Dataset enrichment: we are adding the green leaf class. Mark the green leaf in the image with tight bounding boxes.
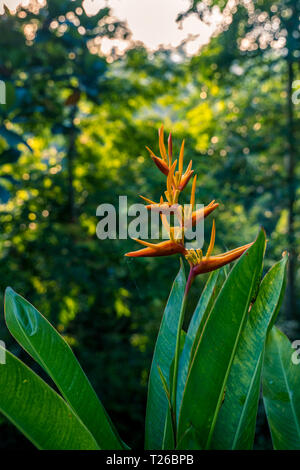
[162,329,186,450]
[4,287,124,450]
[162,404,175,450]
[145,260,186,450]
[176,425,202,450]
[177,228,266,449]
[263,327,300,449]
[157,365,172,414]
[176,268,226,418]
[0,344,99,450]
[211,255,288,449]
[158,365,175,451]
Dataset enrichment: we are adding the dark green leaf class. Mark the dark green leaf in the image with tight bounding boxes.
[263,327,300,450]
[145,261,186,450]
[176,268,226,418]
[177,229,266,449]
[211,255,288,449]
[0,344,99,450]
[4,287,124,450]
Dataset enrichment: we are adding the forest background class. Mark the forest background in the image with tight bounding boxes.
[0,0,299,449]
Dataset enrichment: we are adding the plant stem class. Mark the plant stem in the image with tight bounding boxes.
[185,266,195,297]
[286,58,296,320]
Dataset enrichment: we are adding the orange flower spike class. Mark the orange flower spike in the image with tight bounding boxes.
[191,242,254,276]
[165,160,177,204]
[191,200,219,227]
[145,202,183,215]
[178,160,194,191]
[125,239,186,258]
[158,125,168,163]
[190,174,197,211]
[184,201,219,230]
[139,195,157,205]
[146,146,169,176]
[146,128,194,192]
[206,219,215,258]
[140,195,174,214]
[160,210,184,242]
[173,140,194,191]
[181,174,197,227]
[168,132,173,166]
[178,140,185,180]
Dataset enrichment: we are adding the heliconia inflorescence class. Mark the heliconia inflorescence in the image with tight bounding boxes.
[125,125,254,293]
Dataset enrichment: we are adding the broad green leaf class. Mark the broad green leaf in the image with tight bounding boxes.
[176,268,226,418]
[263,327,300,450]
[162,330,186,450]
[162,405,175,450]
[4,287,123,450]
[211,256,288,449]
[176,425,202,450]
[145,261,186,450]
[177,229,266,449]
[0,344,99,450]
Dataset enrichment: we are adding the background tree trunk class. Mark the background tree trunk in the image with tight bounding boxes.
[66,104,77,223]
[286,59,296,320]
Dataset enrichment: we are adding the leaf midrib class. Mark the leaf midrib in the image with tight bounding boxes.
[231,350,262,449]
[205,284,255,448]
[0,345,99,450]
[178,261,258,448]
[7,308,106,448]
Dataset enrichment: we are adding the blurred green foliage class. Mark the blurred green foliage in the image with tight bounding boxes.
[0,0,299,449]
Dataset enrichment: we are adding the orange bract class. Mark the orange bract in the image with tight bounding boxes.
[125,239,186,258]
[192,242,254,275]
[191,201,219,227]
[146,125,194,193]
